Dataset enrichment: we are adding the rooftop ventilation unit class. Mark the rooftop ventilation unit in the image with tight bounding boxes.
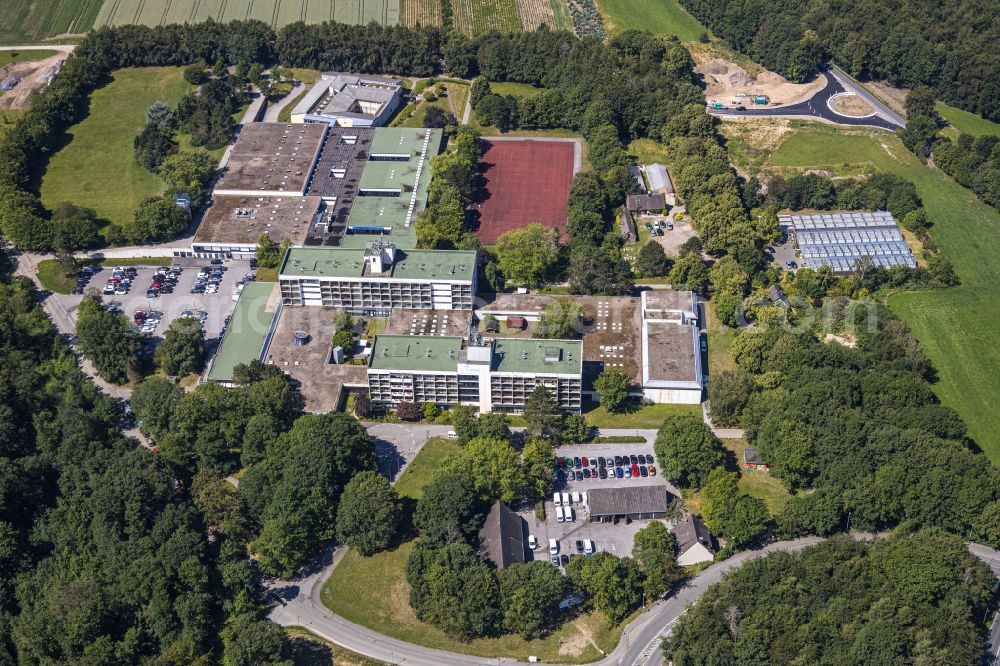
[292,331,309,346]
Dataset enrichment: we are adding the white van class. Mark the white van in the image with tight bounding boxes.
[571,491,581,504]
[549,539,559,554]
[565,506,575,522]
[552,492,562,507]
[446,430,457,439]
[555,506,565,522]
[584,539,594,555]
[561,492,570,506]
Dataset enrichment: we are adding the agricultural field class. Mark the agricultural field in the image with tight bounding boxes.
[595,0,706,41]
[39,67,193,229]
[0,0,101,42]
[400,0,440,27]
[452,0,521,34]
[94,0,399,29]
[744,121,1000,461]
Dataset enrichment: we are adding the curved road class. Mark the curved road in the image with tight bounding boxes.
[269,536,1000,666]
[709,66,903,131]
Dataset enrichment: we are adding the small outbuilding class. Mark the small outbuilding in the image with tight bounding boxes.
[768,284,790,309]
[505,316,527,331]
[478,501,527,570]
[484,318,500,333]
[588,486,670,522]
[675,513,715,566]
[743,447,769,471]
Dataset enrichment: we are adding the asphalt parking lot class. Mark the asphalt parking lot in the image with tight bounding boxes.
[71,261,250,339]
[520,443,679,566]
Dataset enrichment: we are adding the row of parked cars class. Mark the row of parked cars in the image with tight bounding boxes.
[645,220,674,236]
[556,453,658,481]
[191,265,226,295]
[542,537,595,566]
[71,266,99,294]
[146,266,182,299]
[132,309,162,335]
[103,266,138,296]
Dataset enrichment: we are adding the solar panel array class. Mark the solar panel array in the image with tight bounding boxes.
[780,211,916,273]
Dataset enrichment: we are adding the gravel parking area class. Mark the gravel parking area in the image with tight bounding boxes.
[522,442,678,566]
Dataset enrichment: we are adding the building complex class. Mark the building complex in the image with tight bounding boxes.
[289,73,403,127]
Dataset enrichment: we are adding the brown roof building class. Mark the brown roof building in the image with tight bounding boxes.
[675,513,715,566]
[214,123,327,196]
[626,193,666,213]
[478,501,526,570]
[587,486,671,521]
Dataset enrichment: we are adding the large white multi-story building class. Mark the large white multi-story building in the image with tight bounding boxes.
[367,334,583,413]
[278,242,476,314]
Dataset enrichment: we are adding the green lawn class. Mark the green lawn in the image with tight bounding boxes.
[489,81,546,98]
[628,138,670,165]
[721,439,792,515]
[35,259,76,294]
[767,124,1000,460]
[595,0,707,41]
[584,401,701,429]
[937,101,1000,138]
[322,436,628,663]
[704,302,737,376]
[40,67,193,229]
[0,49,60,65]
[278,90,309,122]
[0,0,100,42]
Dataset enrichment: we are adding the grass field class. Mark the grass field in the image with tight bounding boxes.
[35,259,77,294]
[937,102,1000,138]
[584,401,701,429]
[685,439,793,518]
[595,0,706,41]
[0,50,60,66]
[323,437,630,663]
[490,81,545,98]
[40,67,193,229]
[0,0,101,42]
[94,0,399,29]
[760,123,1000,460]
[704,302,737,377]
[627,138,670,165]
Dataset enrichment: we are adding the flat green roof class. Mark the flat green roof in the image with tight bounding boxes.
[492,338,583,376]
[368,335,463,372]
[369,127,442,156]
[207,282,277,382]
[345,127,440,249]
[279,246,476,282]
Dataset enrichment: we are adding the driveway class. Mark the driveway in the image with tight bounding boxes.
[364,422,453,481]
[709,66,903,130]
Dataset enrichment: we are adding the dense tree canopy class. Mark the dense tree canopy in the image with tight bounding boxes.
[664,530,995,665]
[654,416,727,489]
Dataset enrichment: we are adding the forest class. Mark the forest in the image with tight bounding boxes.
[664,530,995,665]
[677,0,1000,121]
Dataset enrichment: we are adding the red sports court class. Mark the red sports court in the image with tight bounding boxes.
[472,139,575,244]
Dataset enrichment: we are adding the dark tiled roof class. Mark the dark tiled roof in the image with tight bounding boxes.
[478,502,526,570]
[626,193,666,211]
[675,513,714,555]
[744,447,764,465]
[588,486,670,517]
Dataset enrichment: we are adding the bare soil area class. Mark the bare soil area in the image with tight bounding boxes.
[864,80,909,117]
[696,58,826,108]
[0,52,68,110]
[830,93,875,117]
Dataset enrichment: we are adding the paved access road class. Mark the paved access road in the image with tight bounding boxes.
[709,66,903,131]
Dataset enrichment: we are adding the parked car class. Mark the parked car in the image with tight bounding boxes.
[631,464,640,477]
[648,465,656,476]
[599,467,607,479]
[575,540,584,555]
[666,222,674,230]
[615,467,623,478]
[573,457,581,468]
[583,468,591,479]
[210,259,223,265]
[639,465,648,477]
[528,535,538,550]
[574,471,583,481]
